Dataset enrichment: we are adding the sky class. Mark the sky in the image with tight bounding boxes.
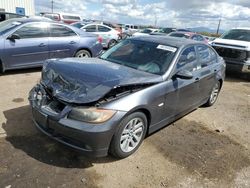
[34,0,250,30]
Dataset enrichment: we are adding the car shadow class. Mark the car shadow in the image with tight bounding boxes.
[225,70,250,82]
[1,67,42,76]
[2,105,116,169]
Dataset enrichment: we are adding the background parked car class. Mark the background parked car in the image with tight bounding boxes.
[123,24,140,36]
[133,28,158,36]
[39,12,81,24]
[81,23,120,48]
[0,17,103,73]
[153,27,176,35]
[70,21,90,29]
[211,28,250,73]
[168,31,208,43]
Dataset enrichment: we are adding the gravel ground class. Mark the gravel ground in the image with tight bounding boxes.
[0,69,249,188]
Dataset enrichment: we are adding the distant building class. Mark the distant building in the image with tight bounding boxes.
[0,0,35,16]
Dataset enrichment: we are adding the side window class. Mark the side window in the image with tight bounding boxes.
[84,25,96,32]
[209,48,218,64]
[177,46,199,72]
[97,25,111,32]
[191,35,199,41]
[50,24,77,37]
[197,45,212,67]
[12,23,48,39]
[197,35,205,41]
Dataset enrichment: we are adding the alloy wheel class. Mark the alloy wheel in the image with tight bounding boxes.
[120,117,145,153]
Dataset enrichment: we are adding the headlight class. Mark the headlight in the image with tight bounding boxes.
[68,107,116,123]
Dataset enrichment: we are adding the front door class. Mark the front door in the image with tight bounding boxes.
[3,23,49,69]
[172,46,201,115]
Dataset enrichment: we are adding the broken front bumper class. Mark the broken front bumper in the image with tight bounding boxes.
[28,84,126,157]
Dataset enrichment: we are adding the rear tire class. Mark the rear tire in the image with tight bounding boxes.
[108,39,117,49]
[74,50,91,58]
[204,80,221,107]
[109,112,147,158]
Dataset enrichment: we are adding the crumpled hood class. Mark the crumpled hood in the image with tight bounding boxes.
[41,58,163,104]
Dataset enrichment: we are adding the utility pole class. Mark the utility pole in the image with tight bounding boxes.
[51,0,54,13]
[216,19,221,34]
[154,13,157,28]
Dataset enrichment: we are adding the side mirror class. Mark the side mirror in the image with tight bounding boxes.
[82,28,86,32]
[175,70,193,79]
[7,34,20,41]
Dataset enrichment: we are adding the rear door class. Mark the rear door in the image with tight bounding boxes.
[3,22,49,69]
[48,24,80,58]
[195,44,218,102]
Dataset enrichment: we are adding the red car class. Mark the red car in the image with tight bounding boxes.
[169,31,208,43]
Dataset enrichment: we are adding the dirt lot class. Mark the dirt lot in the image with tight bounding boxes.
[0,69,249,188]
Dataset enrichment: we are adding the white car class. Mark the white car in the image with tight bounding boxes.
[81,23,120,48]
[133,28,158,37]
[211,28,250,73]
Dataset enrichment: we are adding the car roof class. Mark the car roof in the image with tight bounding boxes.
[131,35,202,48]
[7,16,53,24]
[170,31,197,35]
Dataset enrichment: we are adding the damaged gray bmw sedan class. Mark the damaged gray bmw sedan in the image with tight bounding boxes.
[29,36,225,158]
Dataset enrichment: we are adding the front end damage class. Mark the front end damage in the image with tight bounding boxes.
[29,58,160,156]
[29,83,126,157]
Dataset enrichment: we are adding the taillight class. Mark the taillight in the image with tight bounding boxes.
[97,36,103,43]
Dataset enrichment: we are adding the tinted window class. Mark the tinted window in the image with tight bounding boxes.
[13,23,48,38]
[196,35,205,41]
[84,25,96,32]
[177,46,199,72]
[50,24,76,37]
[101,39,177,75]
[98,25,111,32]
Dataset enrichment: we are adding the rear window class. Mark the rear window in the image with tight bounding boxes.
[169,33,189,39]
[221,29,250,42]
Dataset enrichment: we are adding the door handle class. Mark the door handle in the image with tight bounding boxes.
[69,41,76,44]
[38,43,46,47]
[195,77,200,82]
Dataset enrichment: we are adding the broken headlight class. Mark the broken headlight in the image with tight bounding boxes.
[68,107,116,123]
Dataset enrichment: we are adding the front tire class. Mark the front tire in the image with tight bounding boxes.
[204,80,221,107]
[74,50,91,58]
[109,112,147,158]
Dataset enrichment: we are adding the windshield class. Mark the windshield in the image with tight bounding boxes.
[100,39,177,75]
[0,19,21,35]
[221,29,250,42]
